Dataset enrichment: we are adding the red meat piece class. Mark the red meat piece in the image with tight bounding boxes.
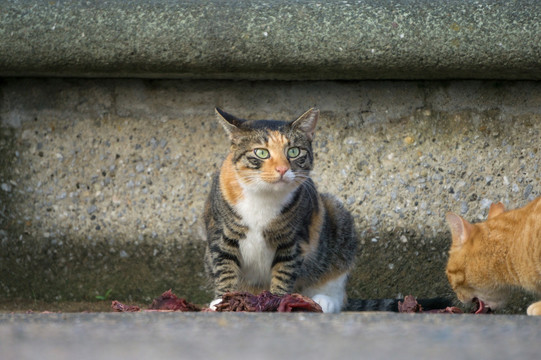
[397,295,424,313]
[111,300,141,312]
[398,295,488,314]
[277,293,323,312]
[111,289,200,312]
[214,291,261,312]
[148,289,201,312]
[214,291,322,312]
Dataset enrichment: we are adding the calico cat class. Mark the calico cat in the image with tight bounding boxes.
[203,108,358,313]
[446,197,541,315]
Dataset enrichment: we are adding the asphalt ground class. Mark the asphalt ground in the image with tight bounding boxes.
[1,312,539,360]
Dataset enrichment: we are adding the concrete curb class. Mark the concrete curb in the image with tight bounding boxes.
[1,0,540,80]
[2,313,541,359]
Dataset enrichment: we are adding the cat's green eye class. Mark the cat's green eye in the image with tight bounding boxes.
[254,148,270,159]
[287,147,300,158]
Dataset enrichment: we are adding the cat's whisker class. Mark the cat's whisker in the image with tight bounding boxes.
[237,173,262,185]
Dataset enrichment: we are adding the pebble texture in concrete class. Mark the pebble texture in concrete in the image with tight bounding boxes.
[1,79,540,312]
[1,0,541,79]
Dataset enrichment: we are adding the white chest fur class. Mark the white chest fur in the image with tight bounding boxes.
[234,187,294,287]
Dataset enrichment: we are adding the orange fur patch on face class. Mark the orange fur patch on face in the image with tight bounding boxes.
[219,153,243,205]
[258,131,291,183]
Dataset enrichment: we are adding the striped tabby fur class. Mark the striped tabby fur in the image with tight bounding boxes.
[203,108,358,313]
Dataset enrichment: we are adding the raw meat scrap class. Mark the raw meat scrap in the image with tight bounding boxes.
[213,291,261,312]
[112,289,200,312]
[214,291,322,313]
[111,301,141,312]
[425,307,464,314]
[277,293,323,313]
[398,295,464,314]
[112,289,322,313]
[148,289,201,312]
[397,295,424,313]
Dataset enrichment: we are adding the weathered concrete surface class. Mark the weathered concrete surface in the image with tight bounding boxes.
[1,313,540,360]
[1,0,541,80]
[1,78,540,312]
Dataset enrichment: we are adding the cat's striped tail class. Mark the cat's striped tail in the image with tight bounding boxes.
[346,297,454,312]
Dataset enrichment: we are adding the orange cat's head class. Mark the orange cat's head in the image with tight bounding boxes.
[445,208,510,310]
[215,108,318,197]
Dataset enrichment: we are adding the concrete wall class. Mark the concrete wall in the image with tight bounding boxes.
[1,78,539,311]
[1,0,540,313]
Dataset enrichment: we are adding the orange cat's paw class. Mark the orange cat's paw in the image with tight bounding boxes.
[526,301,541,316]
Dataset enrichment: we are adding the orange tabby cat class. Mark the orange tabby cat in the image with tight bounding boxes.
[446,197,541,315]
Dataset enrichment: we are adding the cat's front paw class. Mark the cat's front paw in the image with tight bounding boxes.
[312,294,341,313]
[526,301,541,316]
[208,298,223,311]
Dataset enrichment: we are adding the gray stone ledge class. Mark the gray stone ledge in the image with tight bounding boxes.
[1,0,541,80]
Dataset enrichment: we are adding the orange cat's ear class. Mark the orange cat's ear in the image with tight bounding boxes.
[291,108,319,141]
[215,108,244,139]
[446,212,473,247]
[487,202,505,219]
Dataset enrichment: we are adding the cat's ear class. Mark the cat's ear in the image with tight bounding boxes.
[446,212,473,247]
[215,108,244,139]
[291,108,319,141]
[487,202,505,219]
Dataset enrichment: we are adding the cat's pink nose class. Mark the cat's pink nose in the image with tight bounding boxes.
[276,166,289,176]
